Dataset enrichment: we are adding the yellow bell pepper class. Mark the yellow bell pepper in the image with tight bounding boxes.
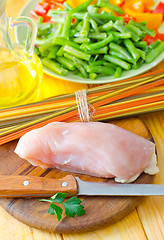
[66,0,91,7]
[110,0,124,6]
[143,0,155,9]
[122,0,162,29]
[122,0,144,16]
[135,13,163,29]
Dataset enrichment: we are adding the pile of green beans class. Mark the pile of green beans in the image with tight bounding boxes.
[35,0,164,80]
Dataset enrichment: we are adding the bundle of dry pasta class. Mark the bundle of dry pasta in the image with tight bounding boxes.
[0,69,164,145]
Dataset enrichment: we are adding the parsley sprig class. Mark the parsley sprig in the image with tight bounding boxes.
[39,193,86,221]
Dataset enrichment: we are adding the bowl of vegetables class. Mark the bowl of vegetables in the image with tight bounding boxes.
[16,0,164,84]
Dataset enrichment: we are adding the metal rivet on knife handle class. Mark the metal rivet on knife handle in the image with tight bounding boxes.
[23,180,30,186]
[62,181,68,187]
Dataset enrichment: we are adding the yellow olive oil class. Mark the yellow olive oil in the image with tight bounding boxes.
[0,46,42,108]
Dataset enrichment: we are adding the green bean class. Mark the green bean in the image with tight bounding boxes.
[47,10,67,16]
[140,21,147,26]
[53,37,81,49]
[87,5,98,15]
[38,41,54,53]
[51,17,65,23]
[136,48,145,60]
[85,34,113,51]
[124,26,140,42]
[38,16,43,24]
[113,21,129,34]
[134,41,147,49]
[76,20,83,31]
[96,0,124,14]
[39,45,50,57]
[123,39,140,61]
[74,57,88,71]
[69,28,78,37]
[63,2,72,10]
[89,15,104,24]
[129,20,155,37]
[35,36,54,47]
[99,20,113,32]
[145,42,164,63]
[92,54,99,62]
[87,65,115,75]
[149,39,161,49]
[53,23,64,38]
[69,0,93,14]
[63,45,91,61]
[103,61,117,69]
[109,31,131,39]
[48,46,60,59]
[37,23,52,36]
[42,58,68,76]
[56,46,65,57]
[88,32,107,40]
[89,60,106,66]
[72,19,80,30]
[34,46,40,56]
[89,73,98,80]
[56,56,76,71]
[126,23,145,39]
[64,53,88,70]
[61,14,72,39]
[64,52,89,69]
[90,18,99,32]
[73,37,90,43]
[104,55,131,70]
[114,67,122,78]
[72,13,85,19]
[132,59,144,69]
[86,46,108,55]
[109,42,133,62]
[80,13,90,37]
[73,57,88,78]
[109,49,135,64]
[90,13,123,22]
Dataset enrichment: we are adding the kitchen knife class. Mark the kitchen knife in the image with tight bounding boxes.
[0,175,163,198]
[0,175,164,198]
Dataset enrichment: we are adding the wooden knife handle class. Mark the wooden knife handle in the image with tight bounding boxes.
[0,175,78,198]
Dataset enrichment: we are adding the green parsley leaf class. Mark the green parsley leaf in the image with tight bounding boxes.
[63,196,86,217]
[48,203,63,221]
[40,192,86,221]
[51,192,67,203]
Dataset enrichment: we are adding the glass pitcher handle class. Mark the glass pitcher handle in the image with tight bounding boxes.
[9,16,37,58]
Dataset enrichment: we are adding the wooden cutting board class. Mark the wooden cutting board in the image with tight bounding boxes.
[0,117,154,233]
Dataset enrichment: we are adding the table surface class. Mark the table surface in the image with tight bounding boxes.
[1,1,164,239]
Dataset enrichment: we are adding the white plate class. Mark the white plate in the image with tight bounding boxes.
[16,0,164,84]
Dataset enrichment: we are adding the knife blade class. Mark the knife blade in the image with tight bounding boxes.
[0,175,163,198]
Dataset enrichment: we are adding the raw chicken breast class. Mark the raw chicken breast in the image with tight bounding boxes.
[15,122,159,183]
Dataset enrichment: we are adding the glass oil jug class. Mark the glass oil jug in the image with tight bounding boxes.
[0,0,43,109]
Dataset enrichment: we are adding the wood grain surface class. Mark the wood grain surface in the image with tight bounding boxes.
[1,0,164,239]
[0,117,154,233]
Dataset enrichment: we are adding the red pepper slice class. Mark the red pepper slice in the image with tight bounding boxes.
[35,3,47,16]
[153,2,164,20]
[30,10,40,20]
[122,14,135,23]
[144,31,164,45]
